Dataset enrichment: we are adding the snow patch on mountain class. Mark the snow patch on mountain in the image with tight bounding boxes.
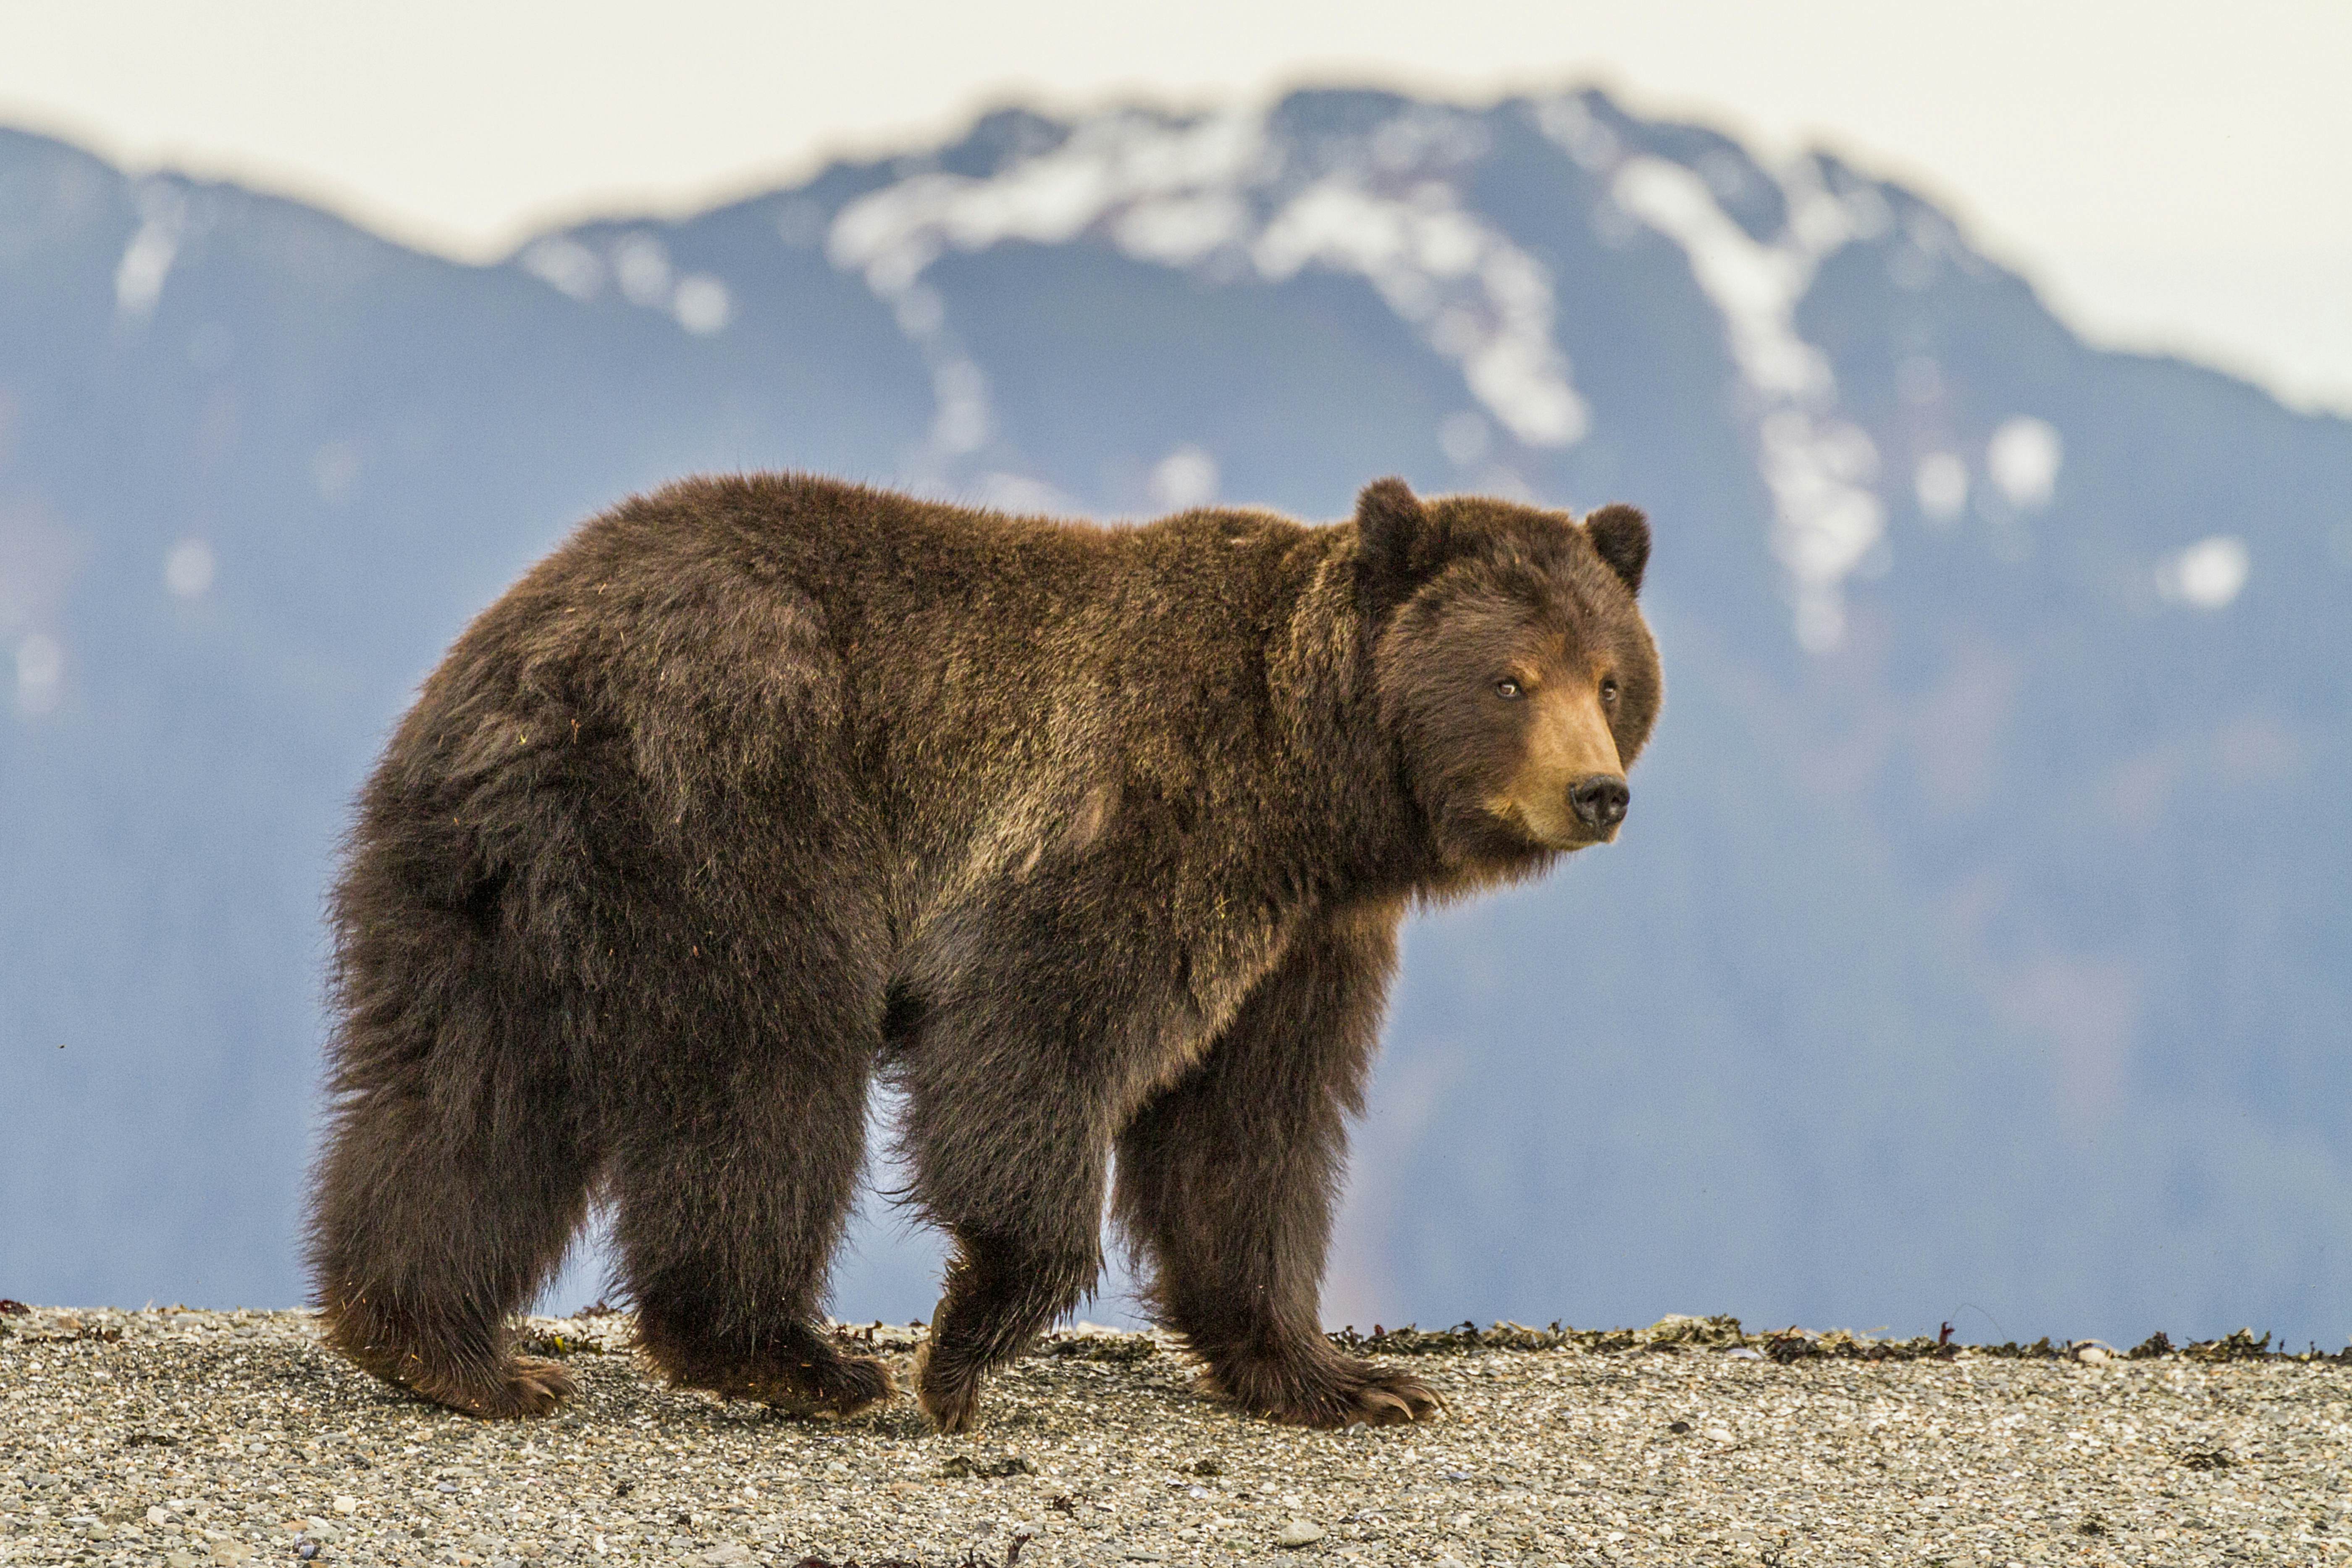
[1250,176,1586,446]
[13,630,62,717]
[2158,535,2250,610]
[114,182,185,323]
[1148,445,1220,510]
[518,236,603,300]
[1542,93,1897,653]
[829,110,1263,287]
[163,538,215,600]
[1608,156,1836,401]
[1915,452,1970,522]
[1987,417,2063,511]
[517,231,733,335]
[827,106,1590,474]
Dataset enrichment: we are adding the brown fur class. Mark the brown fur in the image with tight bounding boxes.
[305,473,1660,1430]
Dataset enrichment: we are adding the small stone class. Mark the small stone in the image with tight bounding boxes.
[1275,1519,1326,1548]
[165,1553,200,1568]
[698,1546,753,1566]
[210,1543,255,1565]
[332,1498,358,1516]
[1705,1426,1735,1444]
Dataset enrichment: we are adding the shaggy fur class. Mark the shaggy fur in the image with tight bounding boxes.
[307,473,1661,1431]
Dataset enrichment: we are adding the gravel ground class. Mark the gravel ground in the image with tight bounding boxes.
[4,1303,2349,1567]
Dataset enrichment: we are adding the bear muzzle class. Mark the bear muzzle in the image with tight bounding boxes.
[1491,684,1628,848]
[1567,773,1630,835]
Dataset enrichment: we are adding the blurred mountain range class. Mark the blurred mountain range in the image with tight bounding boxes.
[3,87,2347,1347]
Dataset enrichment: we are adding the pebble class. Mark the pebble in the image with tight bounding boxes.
[1275,1518,1327,1547]
[697,1545,752,1565]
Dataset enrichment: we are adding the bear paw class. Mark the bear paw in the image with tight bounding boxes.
[1207,1352,1444,1429]
[911,1339,986,1434]
[665,1350,894,1419]
[638,1318,894,1418]
[425,1355,580,1420]
[755,1352,895,1420]
[1307,1366,1443,1428]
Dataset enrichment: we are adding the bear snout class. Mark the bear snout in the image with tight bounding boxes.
[1568,773,1630,834]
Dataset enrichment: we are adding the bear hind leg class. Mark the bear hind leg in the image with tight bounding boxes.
[308,1042,596,1418]
[606,1009,890,1419]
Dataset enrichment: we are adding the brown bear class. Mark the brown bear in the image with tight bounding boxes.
[306,473,1659,1431]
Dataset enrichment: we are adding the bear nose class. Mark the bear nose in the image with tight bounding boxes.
[1568,774,1630,831]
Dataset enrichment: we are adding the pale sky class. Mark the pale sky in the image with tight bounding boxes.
[4,0,2347,415]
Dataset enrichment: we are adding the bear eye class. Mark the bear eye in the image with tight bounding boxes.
[1494,678,1524,700]
[1600,677,1620,704]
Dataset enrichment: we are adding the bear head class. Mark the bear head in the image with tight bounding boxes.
[1354,476,1661,877]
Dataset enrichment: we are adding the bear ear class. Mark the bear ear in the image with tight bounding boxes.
[1355,477,1448,623]
[1582,503,1649,596]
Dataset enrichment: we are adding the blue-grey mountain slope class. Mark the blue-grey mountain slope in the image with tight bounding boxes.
[1,89,2345,1346]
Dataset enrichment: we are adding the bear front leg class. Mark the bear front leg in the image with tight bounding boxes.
[1113,904,1441,1429]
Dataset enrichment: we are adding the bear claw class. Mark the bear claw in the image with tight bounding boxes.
[1331,1370,1443,1427]
[664,1351,894,1419]
[911,1339,985,1434]
[1205,1353,1444,1429]
[757,1353,895,1420]
[425,1355,580,1420]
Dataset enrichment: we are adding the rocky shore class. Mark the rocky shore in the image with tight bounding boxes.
[3,1303,2347,1566]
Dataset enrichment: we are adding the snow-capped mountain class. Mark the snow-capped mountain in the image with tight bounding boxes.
[3,87,2347,1345]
